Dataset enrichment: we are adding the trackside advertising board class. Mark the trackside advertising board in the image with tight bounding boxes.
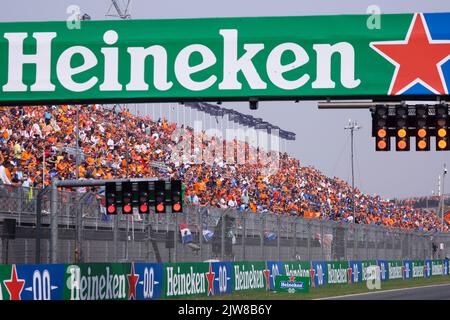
[0,12,449,104]
[0,259,448,299]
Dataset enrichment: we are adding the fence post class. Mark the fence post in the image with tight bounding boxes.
[307,220,311,261]
[277,215,281,261]
[320,221,324,261]
[242,212,246,261]
[354,223,358,260]
[260,214,265,261]
[221,211,226,261]
[198,207,203,262]
[343,224,348,261]
[113,212,119,261]
[365,225,369,260]
[293,218,298,261]
[50,180,58,264]
[174,213,178,263]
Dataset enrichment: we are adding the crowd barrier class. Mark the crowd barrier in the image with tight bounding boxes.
[0,259,448,300]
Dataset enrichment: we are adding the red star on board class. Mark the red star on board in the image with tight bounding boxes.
[4,265,25,300]
[127,263,139,300]
[371,13,450,95]
[347,268,353,284]
[288,276,296,282]
[309,269,315,288]
[263,270,270,290]
[206,263,215,296]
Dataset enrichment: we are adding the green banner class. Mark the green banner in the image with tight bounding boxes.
[326,261,349,285]
[281,261,311,278]
[63,263,131,300]
[233,261,269,292]
[274,275,309,293]
[0,12,449,104]
[361,260,378,281]
[432,260,444,276]
[388,260,404,280]
[411,260,425,278]
[0,264,10,300]
[163,262,210,298]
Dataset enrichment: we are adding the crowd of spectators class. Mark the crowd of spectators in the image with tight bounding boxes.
[0,104,447,233]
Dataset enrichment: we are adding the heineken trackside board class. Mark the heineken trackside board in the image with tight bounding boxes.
[388,260,404,280]
[326,261,349,285]
[274,275,309,293]
[163,262,233,298]
[232,261,270,292]
[0,12,449,105]
[411,260,425,278]
[266,261,311,290]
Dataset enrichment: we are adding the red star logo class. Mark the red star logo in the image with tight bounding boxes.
[4,265,25,300]
[309,269,315,288]
[347,268,353,284]
[288,276,296,282]
[127,263,139,300]
[206,263,215,296]
[263,270,270,290]
[371,13,450,95]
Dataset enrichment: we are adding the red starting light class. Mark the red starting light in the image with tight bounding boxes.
[107,204,117,214]
[156,203,165,213]
[139,203,148,213]
[123,204,132,214]
[173,203,181,212]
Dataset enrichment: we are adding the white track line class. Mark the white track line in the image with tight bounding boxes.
[315,283,450,300]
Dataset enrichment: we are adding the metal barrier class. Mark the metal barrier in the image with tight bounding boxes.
[0,185,448,264]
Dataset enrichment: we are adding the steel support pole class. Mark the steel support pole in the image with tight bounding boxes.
[198,208,203,261]
[260,215,265,261]
[242,213,246,261]
[173,214,178,263]
[221,211,226,261]
[277,215,281,261]
[35,186,49,264]
[113,213,119,261]
[50,180,58,263]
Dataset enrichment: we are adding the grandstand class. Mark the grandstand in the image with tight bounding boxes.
[0,104,447,233]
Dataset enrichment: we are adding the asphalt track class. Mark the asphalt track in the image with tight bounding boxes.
[319,284,450,300]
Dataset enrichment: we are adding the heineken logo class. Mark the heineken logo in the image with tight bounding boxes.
[327,264,347,284]
[284,264,310,278]
[280,280,304,289]
[432,263,443,276]
[234,265,267,291]
[66,265,128,300]
[388,264,403,280]
[412,264,424,278]
[166,266,207,297]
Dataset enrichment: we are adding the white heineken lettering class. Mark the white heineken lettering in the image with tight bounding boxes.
[412,264,424,278]
[219,29,267,90]
[234,265,265,291]
[56,46,98,92]
[105,267,113,299]
[2,29,361,94]
[389,264,403,279]
[266,42,310,89]
[327,265,347,284]
[175,44,217,91]
[312,42,361,89]
[99,275,106,300]
[100,30,122,91]
[432,263,443,275]
[166,266,206,296]
[3,32,56,92]
[68,266,81,300]
[126,45,173,91]
[284,264,309,277]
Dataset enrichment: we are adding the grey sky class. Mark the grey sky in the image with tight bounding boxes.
[1,0,450,199]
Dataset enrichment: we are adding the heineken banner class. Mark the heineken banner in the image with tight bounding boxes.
[266,261,283,290]
[349,260,362,284]
[311,261,327,287]
[63,263,132,300]
[233,261,270,292]
[361,260,378,282]
[326,261,349,285]
[377,260,389,281]
[133,263,163,300]
[431,260,444,276]
[0,12,449,105]
[163,262,232,298]
[411,260,425,278]
[388,260,404,280]
[274,275,309,293]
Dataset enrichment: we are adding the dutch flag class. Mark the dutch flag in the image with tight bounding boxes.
[179,224,193,244]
